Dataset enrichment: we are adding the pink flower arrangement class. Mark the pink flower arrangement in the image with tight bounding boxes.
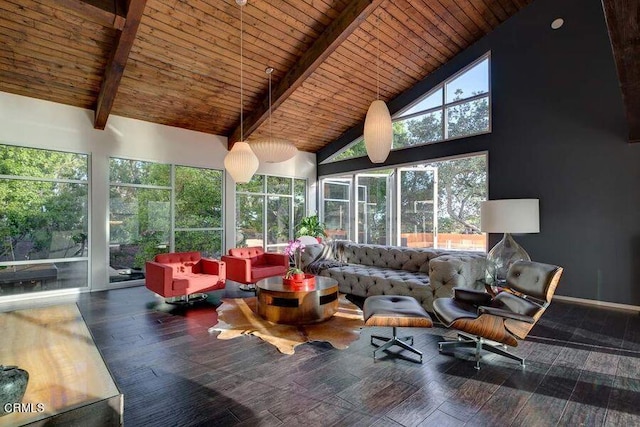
[284,239,305,257]
[284,239,306,274]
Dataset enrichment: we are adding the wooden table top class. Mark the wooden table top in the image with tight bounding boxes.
[256,275,338,293]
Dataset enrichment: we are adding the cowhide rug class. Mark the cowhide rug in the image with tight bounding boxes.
[208,295,363,354]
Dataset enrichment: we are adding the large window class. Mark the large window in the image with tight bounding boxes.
[325,54,490,163]
[397,166,437,247]
[323,177,351,240]
[0,145,89,297]
[320,153,487,251]
[174,166,224,257]
[109,159,223,283]
[357,171,390,244]
[236,174,306,252]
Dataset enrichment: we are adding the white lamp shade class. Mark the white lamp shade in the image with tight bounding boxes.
[224,141,259,183]
[480,199,540,233]
[364,99,393,163]
[250,138,297,163]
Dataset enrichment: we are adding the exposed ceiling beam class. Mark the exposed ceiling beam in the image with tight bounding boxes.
[227,0,385,147]
[56,0,127,30]
[602,0,640,143]
[94,0,147,130]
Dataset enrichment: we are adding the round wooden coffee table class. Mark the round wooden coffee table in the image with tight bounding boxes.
[255,275,339,325]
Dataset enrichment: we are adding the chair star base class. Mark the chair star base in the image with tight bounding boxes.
[438,334,525,370]
[371,326,423,363]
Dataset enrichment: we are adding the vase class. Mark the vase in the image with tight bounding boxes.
[282,274,315,289]
[0,365,29,416]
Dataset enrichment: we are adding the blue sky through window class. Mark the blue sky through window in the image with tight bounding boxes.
[397,57,489,119]
[446,58,489,103]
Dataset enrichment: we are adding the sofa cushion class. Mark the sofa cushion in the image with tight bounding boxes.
[320,264,434,309]
[306,259,346,275]
[341,243,443,272]
[429,253,487,298]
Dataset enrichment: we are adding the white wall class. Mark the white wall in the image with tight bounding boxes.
[0,91,316,291]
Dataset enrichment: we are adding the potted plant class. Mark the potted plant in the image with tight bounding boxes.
[284,266,305,281]
[284,239,306,281]
[295,215,327,241]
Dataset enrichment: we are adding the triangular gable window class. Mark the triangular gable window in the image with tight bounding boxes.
[323,53,490,163]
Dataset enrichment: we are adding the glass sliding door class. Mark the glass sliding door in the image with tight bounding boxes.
[319,153,487,252]
[397,167,437,248]
[322,178,351,240]
[293,179,306,233]
[431,155,487,251]
[356,171,391,244]
[0,145,89,297]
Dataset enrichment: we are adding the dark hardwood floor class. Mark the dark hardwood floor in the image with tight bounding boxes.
[74,284,640,426]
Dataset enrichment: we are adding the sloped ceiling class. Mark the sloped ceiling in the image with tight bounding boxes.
[1,0,636,151]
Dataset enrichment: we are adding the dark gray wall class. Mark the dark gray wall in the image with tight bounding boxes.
[317,0,640,306]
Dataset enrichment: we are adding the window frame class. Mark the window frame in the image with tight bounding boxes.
[235,174,307,252]
[108,157,225,283]
[319,151,488,252]
[0,144,91,297]
[322,52,491,164]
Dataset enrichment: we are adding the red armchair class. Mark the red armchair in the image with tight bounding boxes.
[145,251,225,303]
[222,246,288,291]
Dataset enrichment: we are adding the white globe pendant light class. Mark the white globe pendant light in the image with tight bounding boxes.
[224,0,258,183]
[364,13,392,164]
[224,141,259,183]
[251,137,297,163]
[364,99,392,163]
[250,67,297,163]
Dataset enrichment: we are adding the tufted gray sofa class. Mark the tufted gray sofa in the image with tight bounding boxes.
[301,242,486,312]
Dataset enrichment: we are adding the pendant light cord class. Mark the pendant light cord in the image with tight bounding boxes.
[268,69,272,140]
[376,13,380,101]
[240,3,244,141]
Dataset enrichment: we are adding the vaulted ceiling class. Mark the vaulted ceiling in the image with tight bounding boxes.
[1,0,637,152]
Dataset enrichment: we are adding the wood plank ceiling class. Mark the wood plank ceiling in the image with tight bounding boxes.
[1,0,637,151]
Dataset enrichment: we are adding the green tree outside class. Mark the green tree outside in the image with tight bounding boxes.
[0,145,88,262]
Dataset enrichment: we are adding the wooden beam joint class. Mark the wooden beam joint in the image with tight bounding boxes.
[56,0,127,30]
[93,0,147,130]
[227,0,384,148]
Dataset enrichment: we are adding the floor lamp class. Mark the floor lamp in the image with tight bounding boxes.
[481,199,540,285]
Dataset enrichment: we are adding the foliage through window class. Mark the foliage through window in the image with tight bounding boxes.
[325,54,490,163]
[322,177,352,241]
[109,159,224,283]
[320,153,487,251]
[0,144,89,297]
[236,174,306,252]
